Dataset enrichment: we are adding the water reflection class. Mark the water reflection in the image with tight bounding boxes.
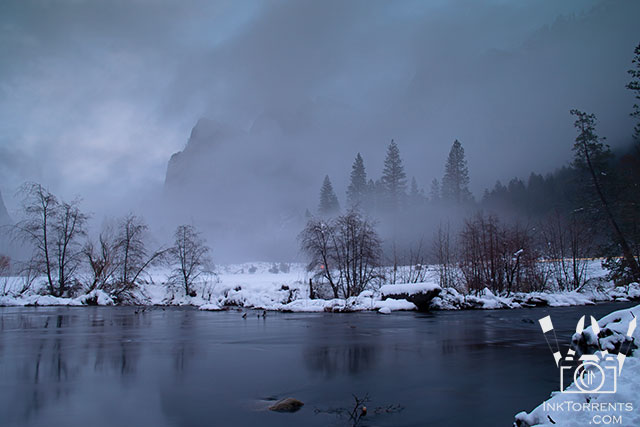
[0,303,636,427]
[303,344,378,377]
[3,312,81,424]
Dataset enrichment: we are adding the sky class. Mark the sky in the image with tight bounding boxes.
[1,0,639,225]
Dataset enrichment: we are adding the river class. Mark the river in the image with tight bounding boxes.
[0,302,636,427]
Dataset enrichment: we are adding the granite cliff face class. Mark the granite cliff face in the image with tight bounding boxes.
[163,115,317,260]
[0,190,11,225]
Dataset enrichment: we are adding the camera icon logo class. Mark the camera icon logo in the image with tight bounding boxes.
[538,314,636,395]
[559,354,617,393]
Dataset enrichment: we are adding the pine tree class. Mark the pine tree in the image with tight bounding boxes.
[318,175,340,216]
[367,179,379,211]
[380,139,407,209]
[346,153,368,209]
[429,179,440,203]
[441,139,472,203]
[571,109,640,281]
[627,42,640,141]
[409,177,424,207]
[410,177,419,197]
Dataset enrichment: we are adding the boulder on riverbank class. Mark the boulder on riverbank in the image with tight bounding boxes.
[268,398,304,412]
[380,282,442,311]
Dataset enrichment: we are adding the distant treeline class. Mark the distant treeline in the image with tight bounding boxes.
[308,42,640,287]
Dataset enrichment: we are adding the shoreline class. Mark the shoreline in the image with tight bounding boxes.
[1,284,638,314]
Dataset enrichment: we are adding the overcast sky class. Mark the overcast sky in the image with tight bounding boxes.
[1,0,639,217]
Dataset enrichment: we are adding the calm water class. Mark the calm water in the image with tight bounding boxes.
[0,302,636,427]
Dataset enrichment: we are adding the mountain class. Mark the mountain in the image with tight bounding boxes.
[0,189,10,225]
[163,116,313,261]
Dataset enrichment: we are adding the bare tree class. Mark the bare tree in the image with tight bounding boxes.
[541,210,592,291]
[433,222,458,290]
[168,224,211,297]
[0,254,9,295]
[459,213,502,295]
[396,238,430,284]
[111,214,165,296]
[16,260,39,296]
[332,210,382,297]
[500,221,540,295]
[13,183,57,294]
[300,211,382,298]
[52,200,88,295]
[459,212,544,295]
[300,217,340,298]
[83,223,120,293]
[13,183,87,296]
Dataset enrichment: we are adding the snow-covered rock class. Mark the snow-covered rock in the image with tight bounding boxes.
[514,304,640,427]
[380,281,441,310]
[78,290,114,306]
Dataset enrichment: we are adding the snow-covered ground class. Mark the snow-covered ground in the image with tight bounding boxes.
[514,303,640,427]
[0,261,639,313]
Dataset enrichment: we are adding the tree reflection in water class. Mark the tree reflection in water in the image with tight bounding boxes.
[303,344,378,377]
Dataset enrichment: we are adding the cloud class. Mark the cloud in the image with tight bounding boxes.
[0,0,637,228]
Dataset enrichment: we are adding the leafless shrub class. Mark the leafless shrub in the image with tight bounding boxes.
[300,210,382,298]
[540,210,592,291]
[459,212,543,295]
[83,223,120,292]
[167,224,211,297]
[200,272,220,301]
[14,260,40,296]
[391,238,430,284]
[433,222,459,290]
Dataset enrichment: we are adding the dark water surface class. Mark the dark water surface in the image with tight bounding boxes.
[0,302,636,427]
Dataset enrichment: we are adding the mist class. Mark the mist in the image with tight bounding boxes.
[1,0,639,261]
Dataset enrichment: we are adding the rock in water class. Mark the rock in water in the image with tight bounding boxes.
[378,307,391,314]
[268,398,304,413]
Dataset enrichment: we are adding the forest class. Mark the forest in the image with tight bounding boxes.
[1,43,639,301]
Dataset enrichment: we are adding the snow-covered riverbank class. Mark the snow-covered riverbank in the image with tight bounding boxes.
[514,303,640,427]
[1,261,639,313]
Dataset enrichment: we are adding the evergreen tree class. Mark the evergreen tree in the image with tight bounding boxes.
[346,153,368,209]
[441,139,472,203]
[380,139,407,209]
[318,175,340,216]
[429,179,440,203]
[410,177,419,197]
[626,42,640,141]
[409,177,424,207]
[571,109,640,281]
[367,179,380,212]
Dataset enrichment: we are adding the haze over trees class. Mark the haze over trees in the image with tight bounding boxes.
[318,175,340,216]
[441,140,472,204]
[1,32,639,301]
